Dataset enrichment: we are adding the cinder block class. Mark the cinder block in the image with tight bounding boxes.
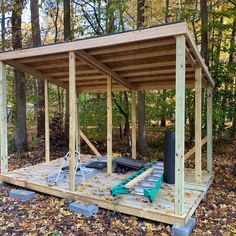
[172,218,196,236]
[69,201,98,217]
[9,189,36,202]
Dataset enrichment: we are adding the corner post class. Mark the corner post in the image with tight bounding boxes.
[207,85,213,173]
[195,66,202,183]
[107,75,112,174]
[69,51,76,191]
[44,79,50,163]
[175,35,186,216]
[0,61,8,174]
[131,90,137,159]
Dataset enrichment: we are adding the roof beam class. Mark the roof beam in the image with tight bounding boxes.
[88,38,175,55]
[75,50,136,90]
[186,32,214,87]
[34,60,178,71]
[6,61,68,89]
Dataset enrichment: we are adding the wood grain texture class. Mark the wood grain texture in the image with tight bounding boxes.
[195,66,202,184]
[0,61,8,174]
[44,80,50,163]
[175,35,186,217]
[131,91,137,159]
[69,51,76,192]
[207,86,213,173]
[107,76,113,174]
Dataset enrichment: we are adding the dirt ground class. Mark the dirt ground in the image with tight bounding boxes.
[0,141,235,236]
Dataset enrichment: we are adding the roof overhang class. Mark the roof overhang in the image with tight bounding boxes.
[0,22,214,93]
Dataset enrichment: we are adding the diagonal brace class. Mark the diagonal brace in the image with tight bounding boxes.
[75,50,136,90]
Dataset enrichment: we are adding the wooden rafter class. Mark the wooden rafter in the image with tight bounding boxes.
[75,50,136,90]
[6,60,68,89]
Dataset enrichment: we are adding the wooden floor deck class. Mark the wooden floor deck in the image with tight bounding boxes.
[0,155,213,226]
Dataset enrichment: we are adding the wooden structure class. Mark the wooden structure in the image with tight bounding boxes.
[0,22,214,226]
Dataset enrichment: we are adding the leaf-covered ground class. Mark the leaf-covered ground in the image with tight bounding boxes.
[0,141,235,236]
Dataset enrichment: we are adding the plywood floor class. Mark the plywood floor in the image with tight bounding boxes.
[0,155,213,226]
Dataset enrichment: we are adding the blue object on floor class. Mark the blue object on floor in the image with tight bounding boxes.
[172,217,196,236]
[9,189,36,202]
[0,182,11,187]
[69,202,98,217]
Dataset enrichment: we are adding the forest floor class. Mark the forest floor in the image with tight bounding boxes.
[0,140,235,236]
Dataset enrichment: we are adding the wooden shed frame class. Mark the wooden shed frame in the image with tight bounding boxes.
[0,22,214,225]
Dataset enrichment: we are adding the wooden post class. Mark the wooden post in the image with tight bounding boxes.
[75,93,80,152]
[175,35,186,216]
[44,79,50,163]
[69,51,76,191]
[0,61,8,174]
[107,75,112,174]
[195,66,202,183]
[131,91,137,159]
[207,85,213,173]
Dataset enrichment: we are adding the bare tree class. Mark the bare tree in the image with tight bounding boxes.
[200,0,208,63]
[12,0,28,150]
[30,0,45,137]
[137,0,148,155]
[64,0,72,137]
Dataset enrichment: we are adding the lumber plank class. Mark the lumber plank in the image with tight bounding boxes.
[88,38,175,55]
[75,50,135,90]
[44,80,50,163]
[207,86,213,173]
[0,61,8,174]
[0,22,188,61]
[125,168,153,188]
[119,67,193,77]
[6,60,68,89]
[184,136,207,160]
[79,130,101,157]
[107,75,113,174]
[131,91,137,159]
[69,51,76,192]
[175,35,186,217]
[195,66,202,184]
[186,31,214,87]
[76,93,81,152]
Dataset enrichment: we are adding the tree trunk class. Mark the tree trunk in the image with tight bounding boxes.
[1,0,6,51]
[137,90,148,155]
[30,0,44,137]
[63,0,71,40]
[63,0,71,137]
[137,0,145,28]
[229,18,236,138]
[137,0,148,155]
[12,0,28,151]
[165,0,170,23]
[200,0,208,64]
[123,92,130,145]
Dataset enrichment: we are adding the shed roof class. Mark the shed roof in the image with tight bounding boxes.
[0,22,214,92]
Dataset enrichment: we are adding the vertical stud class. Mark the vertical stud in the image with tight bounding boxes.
[44,79,50,163]
[0,61,8,174]
[76,93,80,153]
[107,75,112,174]
[207,85,213,173]
[69,51,76,191]
[131,91,137,159]
[175,35,186,216]
[195,66,202,183]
